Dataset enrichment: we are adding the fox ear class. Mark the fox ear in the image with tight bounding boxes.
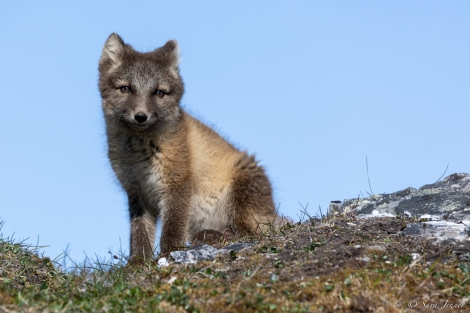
[99,33,126,70]
[156,40,180,69]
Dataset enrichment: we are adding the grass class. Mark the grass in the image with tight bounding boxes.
[0,214,469,313]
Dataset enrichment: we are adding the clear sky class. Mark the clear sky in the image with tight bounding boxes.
[1,1,469,265]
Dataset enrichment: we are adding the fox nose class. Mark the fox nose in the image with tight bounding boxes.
[134,112,148,124]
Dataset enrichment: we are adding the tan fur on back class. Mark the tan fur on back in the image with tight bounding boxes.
[185,115,241,236]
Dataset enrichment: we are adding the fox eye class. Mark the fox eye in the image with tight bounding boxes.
[154,90,166,98]
[119,86,131,93]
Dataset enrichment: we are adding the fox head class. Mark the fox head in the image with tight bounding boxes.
[99,33,184,133]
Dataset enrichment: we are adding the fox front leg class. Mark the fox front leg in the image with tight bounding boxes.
[128,196,156,264]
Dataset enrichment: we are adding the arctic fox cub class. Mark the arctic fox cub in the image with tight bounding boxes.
[99,33,284,262]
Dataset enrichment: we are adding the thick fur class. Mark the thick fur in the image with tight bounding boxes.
[98,33,284,261]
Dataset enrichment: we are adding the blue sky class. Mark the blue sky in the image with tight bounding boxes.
[1,1,469,265]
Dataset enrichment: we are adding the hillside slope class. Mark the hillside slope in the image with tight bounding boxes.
[0,214,469,313]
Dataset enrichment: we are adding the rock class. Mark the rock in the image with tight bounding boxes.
[217,242,255,255]
[366,245,387,253]
[169,242,255,265]
[330,173,470,242]
[170,244,218,264]
[400,221,469,241]
[157,257,169,267]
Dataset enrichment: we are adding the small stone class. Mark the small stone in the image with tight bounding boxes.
[411,253,420,260]
[356,257,370,263]
[167,276,177,284]
[366,245,386,253]
[217,242,254,255]
[157,257,169,267]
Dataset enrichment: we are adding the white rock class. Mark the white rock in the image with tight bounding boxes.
[157,257,169,267]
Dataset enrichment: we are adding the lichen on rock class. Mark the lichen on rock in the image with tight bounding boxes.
[330,173,470,242]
